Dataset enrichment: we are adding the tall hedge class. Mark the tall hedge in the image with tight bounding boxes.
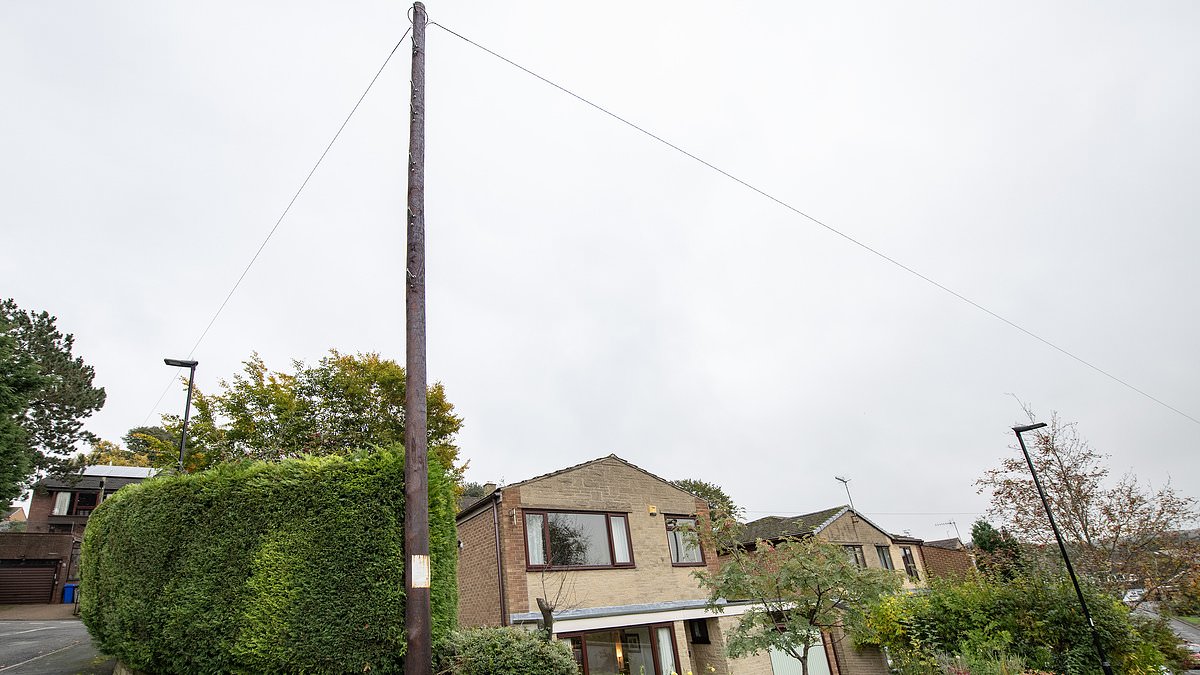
[80,446,457,674]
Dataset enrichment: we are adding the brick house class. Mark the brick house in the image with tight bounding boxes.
[730,506,932,675]
[919,537,975,579]
[0,465,155,604]
[457,455,791,675]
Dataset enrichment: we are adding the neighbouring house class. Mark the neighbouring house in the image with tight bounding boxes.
[0,465,156,604]
[24,465,157,536]
[457,454,796,675]
[1,506,26,529]
[920,537,975,579]
[731,506,932,675]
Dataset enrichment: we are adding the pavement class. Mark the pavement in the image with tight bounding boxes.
[0,605,114,675]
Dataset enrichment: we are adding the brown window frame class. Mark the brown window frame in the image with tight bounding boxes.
[876,545,895,571]
[900,545,920,581]
[843,544,867,569]
[664,514,706,567]
[686,618,711,644]
[561,622,681,675]
[523,509,635,571]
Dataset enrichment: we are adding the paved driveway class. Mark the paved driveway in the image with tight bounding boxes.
[0,620,114,674]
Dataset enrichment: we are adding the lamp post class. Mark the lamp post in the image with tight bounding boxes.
[1012,422,1113,675]
[164,358,199,473]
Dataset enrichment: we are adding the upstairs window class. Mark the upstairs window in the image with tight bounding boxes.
[843,545,867,569]
[666,516,704,565]
[525,511,633,569]
[900,546,920,581]
[876,545,895,570]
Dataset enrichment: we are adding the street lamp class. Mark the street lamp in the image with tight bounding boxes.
[164,358,199,473]
[1012,421,1113,675]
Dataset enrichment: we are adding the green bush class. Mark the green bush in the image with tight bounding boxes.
[854,571,1177,674]
[435,628,579,675]
[80,446,457,674]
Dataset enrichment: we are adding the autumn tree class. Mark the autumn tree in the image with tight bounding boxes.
[0,299,106,501]
[695,537,901,675]
[976,409,1198,597]
[160,351,464,476]
[72,439,152,468]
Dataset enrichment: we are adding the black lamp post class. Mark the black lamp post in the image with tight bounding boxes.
[164,358,199,473]
[1012,422,1113,675]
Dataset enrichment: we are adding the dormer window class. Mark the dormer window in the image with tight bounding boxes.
[525,511,633,569]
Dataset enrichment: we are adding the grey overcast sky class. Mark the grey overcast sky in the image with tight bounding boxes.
[3,1,1197,539]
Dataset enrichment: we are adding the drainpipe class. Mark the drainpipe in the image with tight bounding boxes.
[491,490,507,626]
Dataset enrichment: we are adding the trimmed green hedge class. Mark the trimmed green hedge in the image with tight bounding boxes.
[81,446,457,674]
[435,628,579,675]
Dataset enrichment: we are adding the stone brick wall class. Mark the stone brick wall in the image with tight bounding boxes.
[686,617,729,675]
[819,512,926,589]
[511,457,717,612]
[920,544,974,579]
[25,490,54,533]
[497,487,530,615]
[456,501,502,627]
[827,625,889,675]
[714,614,775,675]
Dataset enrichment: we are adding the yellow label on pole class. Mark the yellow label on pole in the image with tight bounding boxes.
[411,554,431,589]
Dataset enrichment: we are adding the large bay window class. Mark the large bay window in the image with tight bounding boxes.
[525,510,634,569]
[564,624,681,675]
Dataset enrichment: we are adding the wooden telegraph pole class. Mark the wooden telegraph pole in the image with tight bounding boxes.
[404,3,431,673]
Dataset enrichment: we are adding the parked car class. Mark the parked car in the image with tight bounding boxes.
[1185,642,1200,668]
[1122,588,1146,604]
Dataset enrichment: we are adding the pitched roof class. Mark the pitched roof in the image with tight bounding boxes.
[37,465,157,491]
[737,505,849,545]
[924,537,964,550]
[505,454,692,496]
[457,454,697,520]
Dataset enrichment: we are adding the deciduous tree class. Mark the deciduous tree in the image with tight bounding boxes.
[161,351,464,477]
[73,439,152,468]
[976,408,1198,598]
[674,477,743,521]
[695,536,900,675]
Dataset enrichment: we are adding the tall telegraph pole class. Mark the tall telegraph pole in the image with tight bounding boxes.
[404,3,431,673]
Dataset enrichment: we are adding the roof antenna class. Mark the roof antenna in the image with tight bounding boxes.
[935,520,962,540]
[834,476,856,512]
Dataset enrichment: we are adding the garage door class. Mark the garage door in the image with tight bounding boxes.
[0,563,57,603]
[769,643,831,675]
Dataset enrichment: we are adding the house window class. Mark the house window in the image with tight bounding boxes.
[52,492,71,516]
[843,545,866,569]
[686,618,710,645]
[564,624,680,675]
[73,492,98,515]
[876,545,895,570]
[665,516,703,565]
[524,511,633,569]
[900,546,920,581]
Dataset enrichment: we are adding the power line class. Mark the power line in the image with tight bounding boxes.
[429,21,1200,428]
[744,510,986,516]
[141,30,412,426]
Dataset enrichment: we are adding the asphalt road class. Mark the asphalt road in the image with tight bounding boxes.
[0,621,113,675]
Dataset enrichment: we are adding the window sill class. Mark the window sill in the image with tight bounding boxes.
[526,564,636,572]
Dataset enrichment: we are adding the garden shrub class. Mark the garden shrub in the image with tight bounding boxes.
[854,571,1178,674]
[80,446,457,674]
[434,627,579,675]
